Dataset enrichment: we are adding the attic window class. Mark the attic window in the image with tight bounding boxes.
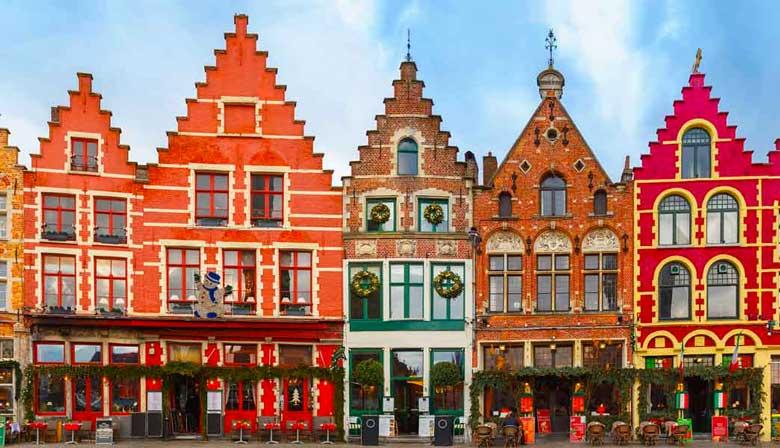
[573,159,586,172]
[519,160,532,174]
[545,128,559,142]
[71,138,98,172]
[223,104,256,134]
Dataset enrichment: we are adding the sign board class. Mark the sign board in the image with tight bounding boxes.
[95,418,114,445]
[677,418,692,443]
[537,409,551,434]
[519,417,535,444]
[379,415,393,437]
[569,415,586,443]
[382,396,394,414]
[418,396,430,414]
[773,414,780,439]
[147,391,162,412]
[207,390,222,412]
[712,416,728,442]
[419,415,435,438]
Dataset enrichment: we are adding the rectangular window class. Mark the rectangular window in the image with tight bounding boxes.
[34,342,65,364]
[111,379,139,414]
[42,194,76,240]
[431,263,465,320]
[95,258,127,312]
[225,381,256,411]
[43,255,76,309]
[389,263,423,319]
[225,344,257,366]
[349,263,381,320]
[71,137,98,172]
[110,344,139,364]
[36,374,65,414]
[94,198,127,243]
[536,254,569,312]
[0,339,13,359]
[583,343,623,369]
[0,261,6,310]
[0,194,7,239]
[432,350,464,412]
[167,343,202,364]
[73,343,102,364]
[488,255,522,313]
[534,344,572,368]
[74,376,103,413]
[195,172,228,226]
[645,356,674,369]
[723,354,754,369]
[223,250,256,315]
[350,350,382,412]
[366,198,396,232]
[392,350,423,377]
[278,345,312,367]
[167,248,199,314]
[279,251,312,315]
[250,174,283,227]
[683,355,714,368]
[418,198,449,233]
[0,368,13,416]
[483,344,523,370]
[584,253,618,311]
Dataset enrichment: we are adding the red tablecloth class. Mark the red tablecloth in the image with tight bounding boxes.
[29,422,47,430]
[320,423,336,431]
[291,422,306,431]
[233,421,251,430]
[64,422,82,431]
[264,423,280,430]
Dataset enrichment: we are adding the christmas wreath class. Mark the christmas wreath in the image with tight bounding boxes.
[423,203,444,225]
[370,203,391,224]
[351,270,380,297]
[433,270,463,298]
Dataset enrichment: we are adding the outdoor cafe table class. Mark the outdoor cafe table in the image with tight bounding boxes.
[64,421,82,444]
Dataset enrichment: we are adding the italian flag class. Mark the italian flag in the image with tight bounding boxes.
[729,333,742,373]
[675,391,689,409]
[714,391,727,409]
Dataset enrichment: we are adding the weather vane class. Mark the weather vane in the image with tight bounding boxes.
[406,29,412,62]
[545,28,557,68]
[692,48,702,73]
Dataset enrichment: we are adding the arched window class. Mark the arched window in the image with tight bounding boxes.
[658,262,691,320]
[707,193,739,244]
[707,261,738,319]
[681,128,711,178]
[397,138,418,175]
[540,174,566,217]
[593,190,607,216]
[498,192,512,218]
[658,195,691,245]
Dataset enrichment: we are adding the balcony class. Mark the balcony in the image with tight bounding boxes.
[94,226,127,244]
[70,155,99,173]
[44,296,76,314]
[196,217,228,227]
[223,293,257,316]
[280,298,311,316]
[41,224,76,241]
[251,218,282,228]
[97,296,126,316]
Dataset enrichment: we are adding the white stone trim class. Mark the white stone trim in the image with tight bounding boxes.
[64,131,105,175]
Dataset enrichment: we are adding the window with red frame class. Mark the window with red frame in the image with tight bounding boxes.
[43,255,76,309]
[167,248,200,314]
[95,198,127,243]
[34,342,65,364]
[250,174,283,227]
[110,344,139,364]
[34,342,66,414]
[96,258,127,312]
[71,137,98,172]
[110,379,139,414]
[42,194,76,239]
[224,344,257,366]
[195,173,228,226]
[225,381,256,411]
[72,343,102,364]
[223,250,256,315]
[279,251,312,315]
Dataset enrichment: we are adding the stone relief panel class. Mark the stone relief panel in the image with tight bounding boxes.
[436,240,457,256]
[355,240,377,257]
[582,228,619,252]
[533,230,572,253]
[486,231,524,253]
[397,239,416,257]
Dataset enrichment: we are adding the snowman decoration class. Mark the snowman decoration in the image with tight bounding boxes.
[193,272,233,318]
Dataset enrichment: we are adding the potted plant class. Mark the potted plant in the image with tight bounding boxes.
[430,361,462,412]
[354,359,383,412]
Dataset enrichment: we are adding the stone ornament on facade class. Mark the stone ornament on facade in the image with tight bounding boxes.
[486,231,525,253]
[581,227,619,252]
[436,240,457,256]
[533,230,572,253]
[397,239,416,257]
[355,240,377,257]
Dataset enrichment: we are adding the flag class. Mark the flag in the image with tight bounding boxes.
[675,391,689,409]
[678,341,685,377]
[729,333,742,373]
[714,391,727,409]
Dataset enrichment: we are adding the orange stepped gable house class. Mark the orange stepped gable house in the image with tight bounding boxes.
[22,15,343,441]
[471,32,634,436]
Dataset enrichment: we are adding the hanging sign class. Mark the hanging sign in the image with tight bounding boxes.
[520,394,534,414]
[572,395,585,413]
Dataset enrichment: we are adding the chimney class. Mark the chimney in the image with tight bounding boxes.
[0,128,8,147]
[483,152,498,186]
[464,151,478,182]
[51,107,60,123]
[620,155,633,183]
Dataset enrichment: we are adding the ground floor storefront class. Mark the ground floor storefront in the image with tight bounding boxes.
[0,319,22,424]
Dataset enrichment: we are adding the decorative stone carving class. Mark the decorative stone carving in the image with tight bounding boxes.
[355,240,377,257]
[533,230,572,253]
[437,240,457,256]
[486,231,524,253]
[581,228,619,252]
[397,240,416,257]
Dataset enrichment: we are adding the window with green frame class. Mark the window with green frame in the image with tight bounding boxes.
[431,263,465,320]
[349,263,382,320]
[418,198,449,232]
[431,349,464,414]
[390,263,424,319]
[350,349,383,414]
[366,198,396,232]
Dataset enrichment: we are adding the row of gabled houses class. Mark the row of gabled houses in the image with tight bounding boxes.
[1,13,779,441]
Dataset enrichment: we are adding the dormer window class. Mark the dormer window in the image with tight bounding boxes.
[397,138,418,175]
[540,174,566,217]
[681,128,711,179]
[498,192,512,218]
[71,138,98,172]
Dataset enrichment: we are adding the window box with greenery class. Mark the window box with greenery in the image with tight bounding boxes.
[366,199,395,232]
[419,199,449,233]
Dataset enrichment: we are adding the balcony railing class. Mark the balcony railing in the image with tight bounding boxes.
[280,300,311,316]
[41,224,76,241]
[196,217,228,227]
[223,292,257,316]
[70,155,99,172]
[94,226,127,244]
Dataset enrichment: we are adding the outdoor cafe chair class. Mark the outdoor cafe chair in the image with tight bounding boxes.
[587,422,606,446]
[502,425,520,448]
[474,425,493,448]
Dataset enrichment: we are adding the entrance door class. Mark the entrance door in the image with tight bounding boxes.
[535,378,572,433]
[283,378,310,430]
[392,378,423,434]
[169,375,200,434]
[686,377,712,433]
[73,376,103,429]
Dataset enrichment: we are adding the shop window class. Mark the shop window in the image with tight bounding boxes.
[390,263,423,319]
[111,379,139,414]
[419,198,449,233]
[488,254,522,313]
[70,137,98,172]
[95,258,127,312]
[392,350,423,378]
[34,342,65,364]
[584,253,618,311]
[225,344,257,366]
[498,192,512,217]
[658,262,691,320]
[483,344,523,370]
[771,357,780,413]
[589,382,618,415]
[223,250,256,315]
[533,344,572,368]
[366,198,396,232]
[36,374,65,414]
[250,174,283,227]
[72,343,102,364]
[583,342,623,369]
[350,350,382,412]
[683,355,714,368]
[397,138,418,175]
[349,263,381,321]
[431,263,465,320]
[42,194,76,240]
[540,174,566,217]
[279,251,312,315]
[649,383,672,413]
[0,367,13,415]
[278,345,312,368]
[593,190,608,215]
[168,343,202,364]
[707,193,738,244]
[536,254,570,312]
[730,381,749,409]
[110,344,139,364]
[94,198,127,243]
[644,356,673,369]
[166,248,199,314]
[432,350,464,413]
[0,339,12,359]
[707,261,739,319]
[74,376,103,413]
[681,128,711,179]
[658,195,691,245]
[195,172,229,226]
[225,381,256,411]
[43,254,76,310]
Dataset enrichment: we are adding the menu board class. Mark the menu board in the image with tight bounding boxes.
[147,391,162,412]
[95,418,113,445]
[207,391,222,412]
[570,416,586,443]
[712,416,728,442]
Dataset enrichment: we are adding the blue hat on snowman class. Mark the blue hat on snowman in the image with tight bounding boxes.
[205,272,221,284]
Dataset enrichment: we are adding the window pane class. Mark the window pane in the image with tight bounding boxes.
[555,255,569,271]
[676,213,691,244]
[554,190,566,215]
[696,147,711,177]
[541,191,552,216]
[584,274,599,310]
[409,286,423,319]
[398,153,417,175]
[111,379,139,413]
[537,275,551,311]
[537,255,552,271]
[534,347,552,368]
[489,256,504,271]
[392,351,423,377]
[73,344,102,363]
[709,285,737,318]
[37,375,65,413]
[681,148,695,179]
[723,211,738,243]
[555,275,570,310]
[602,274,617,311]
[707,212,721,244]
[111,345,139,364]
[507,276,522,312]
[278,345,312,367]
[555,346,573,367]
[584,255,599,270]
[36,344,64,363]
[671,286,689,319]
[602,254,617,270]
[507,256,522,270]
[489,276,504,312]
[390,286,404,319]
[659,214,674,245]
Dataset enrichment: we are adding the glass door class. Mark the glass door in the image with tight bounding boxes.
[391,350,423,434]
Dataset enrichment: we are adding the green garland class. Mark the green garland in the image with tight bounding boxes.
[369,203,391,224]
[423,203,444,225]
[433,270,464,299]
[0,360,22,408]
[351,270,380,298]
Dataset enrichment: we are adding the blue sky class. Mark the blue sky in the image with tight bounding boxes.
[1,0,778,182]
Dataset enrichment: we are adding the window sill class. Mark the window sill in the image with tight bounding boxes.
[489,216,520,221]
[533,214,573,220]
[533,309,572,314]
